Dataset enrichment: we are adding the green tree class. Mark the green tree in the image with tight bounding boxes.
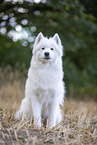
[0,0,97,99]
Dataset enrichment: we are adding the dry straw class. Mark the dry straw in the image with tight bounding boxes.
[0,68,97,144]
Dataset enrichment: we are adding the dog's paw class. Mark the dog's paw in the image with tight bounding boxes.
[33,120,42,128]
[14,111,21,120]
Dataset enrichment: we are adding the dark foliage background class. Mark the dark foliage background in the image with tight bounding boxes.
[0,0,97,99]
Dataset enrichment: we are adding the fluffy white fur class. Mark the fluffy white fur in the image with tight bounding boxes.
[15,32,65,128]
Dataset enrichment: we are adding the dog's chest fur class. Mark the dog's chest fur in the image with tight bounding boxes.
[34,88,55,104]
[28,62,62,90]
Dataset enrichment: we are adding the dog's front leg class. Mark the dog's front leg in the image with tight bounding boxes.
[48,100,58,128]
[31,97,42,127]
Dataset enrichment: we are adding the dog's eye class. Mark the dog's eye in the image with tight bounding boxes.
[51,48,54,50]
[41,47,45,50]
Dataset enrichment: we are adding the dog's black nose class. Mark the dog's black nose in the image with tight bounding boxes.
[45,52,49,56]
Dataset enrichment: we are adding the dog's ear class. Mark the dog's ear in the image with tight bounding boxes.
[53,33,61,46]
[34,32,44,45]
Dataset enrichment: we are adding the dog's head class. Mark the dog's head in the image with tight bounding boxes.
[33,32,63,63]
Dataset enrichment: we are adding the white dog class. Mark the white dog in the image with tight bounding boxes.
[15,32,65,128]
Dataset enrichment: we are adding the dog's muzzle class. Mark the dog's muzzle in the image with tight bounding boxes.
[44,52,50,59]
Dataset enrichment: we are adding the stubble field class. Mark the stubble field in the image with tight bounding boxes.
[0,67,97,145]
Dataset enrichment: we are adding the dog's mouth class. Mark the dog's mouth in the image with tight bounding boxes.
[44,57,50,60]
[40,57,53,62]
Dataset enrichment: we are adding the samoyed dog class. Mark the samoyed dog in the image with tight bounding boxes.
[15,32,65,128]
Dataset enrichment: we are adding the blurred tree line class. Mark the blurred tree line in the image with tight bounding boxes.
[0,0,97,99]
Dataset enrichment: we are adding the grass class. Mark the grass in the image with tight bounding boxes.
[0,68,97,144]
